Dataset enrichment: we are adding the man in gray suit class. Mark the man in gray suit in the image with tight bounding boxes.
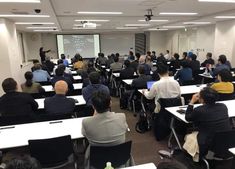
[82,91,128,168]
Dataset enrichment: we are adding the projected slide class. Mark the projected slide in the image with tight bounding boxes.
[57,34,100,58]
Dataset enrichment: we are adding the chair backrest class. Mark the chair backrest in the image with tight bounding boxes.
[90,141,132,169]
[28,135,73,168]
[0,115,34,126]
[37,113,73,122]
[209,129,235,159]
[159,97,182,109]
[218,93,235,101]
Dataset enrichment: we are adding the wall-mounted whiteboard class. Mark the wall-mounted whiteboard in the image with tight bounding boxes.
[100,34,135,55]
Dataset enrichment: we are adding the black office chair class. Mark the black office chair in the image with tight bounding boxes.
[218,93,235,101]
[38,81,52,85]
[90,141,133,169]
[28,135,77,169]
[37,113,74,122]
[0,115,34,126]
[202,129,235,169]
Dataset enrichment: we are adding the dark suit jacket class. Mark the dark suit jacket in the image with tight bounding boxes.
[185,103,231,156]
[190,60,200,73]
[120,67,135,79]
[0,91,38,117]
[132,74,152,89]
[44,94,76,114]
[201,58,215,67]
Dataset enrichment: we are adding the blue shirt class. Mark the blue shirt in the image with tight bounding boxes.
[212,64,230,77]
[32,69,50,82]
[63,59,69,67]
[82,84,110,105]
[174,68,192,84]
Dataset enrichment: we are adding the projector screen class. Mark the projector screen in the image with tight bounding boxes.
[57,34,100,58]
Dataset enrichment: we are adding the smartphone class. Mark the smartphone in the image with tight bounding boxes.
[177,109,186,114]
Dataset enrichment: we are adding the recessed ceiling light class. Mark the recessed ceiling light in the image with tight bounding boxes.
[215,16,235,18]
[15,22,54,24]
[159,12,198,15]
[183,22,211,24]
[116,27,138,29]
[163,25,185,28]
[148,28,168,31]
[77,11,122,15]
[74,24,101,26]
[73,27,96,29]
[125,24,150,27]
[0,14,49,17]
[33,29,58,32]
[75,19,109,22]
[0,0,40,2]
[27,27,57,29]
[199,0,235,3]
[138,19,169,22]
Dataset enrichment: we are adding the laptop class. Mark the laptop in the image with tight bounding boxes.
[147,81,156,90]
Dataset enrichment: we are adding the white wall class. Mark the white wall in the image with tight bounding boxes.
[214,20,235,66]
[100,33,135,56]
[0,19,32,96]
[149,31,166,54]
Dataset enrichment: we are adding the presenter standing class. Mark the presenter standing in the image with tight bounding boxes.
[39,47,51,63]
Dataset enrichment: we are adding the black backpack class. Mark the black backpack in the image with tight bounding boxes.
[135,111,151,133]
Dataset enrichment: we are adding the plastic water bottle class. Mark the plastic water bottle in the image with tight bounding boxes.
[104,162,114,169]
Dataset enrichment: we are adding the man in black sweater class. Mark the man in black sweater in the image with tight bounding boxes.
[185,87,231,156]
[0,78,38,117]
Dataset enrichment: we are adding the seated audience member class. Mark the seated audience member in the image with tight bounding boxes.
[210,54,230,77]
[211,69,234,95]
[132,65,152,89]
[110,55,123,72]
[51,67,74,91]
[157,53,167,65]
[32,64,50,82]
[174,61,193,85]
[31,59,48,73]
[44,80,76,114]
[128,51,135,61]
[57,64,74,83]
[189,54,200,73]
[151,51,157,60]
[54,59,72,75]
[180,52,187,62]
[143,64,181,113]
[6,156,41,169]
[0,78,38,117]
[73,56,84,70]
[130,53,140,72]
[43,56,55,73]
[21,71,45,94]
[97,53,107,66]
[139,55,151,75]
[146,55,153,70]
[184,87,231,158]
[82,72,109,106]
[82,91,128,168]
[201,52,215,67]
[106,54,114,68]
[170,53,181,71]
[164,50,171,60]
[87,61,96,74]
[61,54,69,67]
[120,60,135,79]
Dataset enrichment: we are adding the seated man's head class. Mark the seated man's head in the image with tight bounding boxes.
[54,80,68,95]
[2,78,17,93]
[6,156,41,169]
[217,69,232,82]
[218,54,227,64]
[124,60,130,68]
[199,87,218,105]
[91,91,111,114]
[55,67,64,77]
[61,54,65,60]
[157,64,169,77]
[57,59,63,65]
[89,72,100,84]
[137,65,145,75]
[34,63,41,71]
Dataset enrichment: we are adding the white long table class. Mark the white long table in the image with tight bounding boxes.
[73,75,82,80]
[229,148,235,155]
[0,117,87,149]
[35,95,86,109]
[121,163,156,169]
[42,83,83,92]
[165,99,235,149]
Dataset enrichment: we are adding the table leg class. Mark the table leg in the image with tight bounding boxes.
[169,117,182,150]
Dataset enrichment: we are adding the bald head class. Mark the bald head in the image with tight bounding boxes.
[54,80,68,95]
[139,55,146,64]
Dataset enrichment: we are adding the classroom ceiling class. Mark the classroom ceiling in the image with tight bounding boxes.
[0,0,235,33]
